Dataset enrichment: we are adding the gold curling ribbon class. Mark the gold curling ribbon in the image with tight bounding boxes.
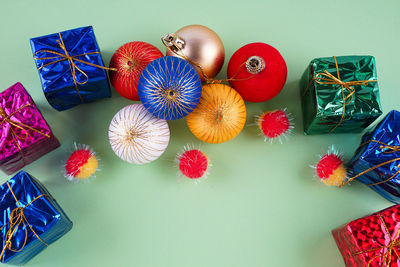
[33,32,116,103]
[302,56,377,133]
[161,37,253,84]
[0,181,52,261]
[340,140,400,187]
[0,103,51,165]
[352,214,400,267]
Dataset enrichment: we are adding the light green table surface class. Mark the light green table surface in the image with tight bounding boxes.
[1,0,399,266]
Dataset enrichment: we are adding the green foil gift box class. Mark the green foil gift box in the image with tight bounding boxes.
[300,56,382,135]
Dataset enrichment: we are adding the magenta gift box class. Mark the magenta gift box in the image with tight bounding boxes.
[0,83,59,174]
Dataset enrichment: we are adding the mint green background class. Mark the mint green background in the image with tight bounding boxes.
[0,0,399,266]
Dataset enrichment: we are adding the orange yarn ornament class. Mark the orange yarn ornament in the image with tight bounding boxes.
[186,84,246,144]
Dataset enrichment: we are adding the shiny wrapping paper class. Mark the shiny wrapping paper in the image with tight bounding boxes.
[30,26,111,111]
[0,83,59,175]
[300,56,382,135]
[332,204,400,267]
[349,110,400,203]
[0,171,72,265]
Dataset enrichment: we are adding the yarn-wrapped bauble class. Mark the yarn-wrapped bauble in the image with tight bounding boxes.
[138,56,202,120]
[186,84,246,144]
[108,104,170,164]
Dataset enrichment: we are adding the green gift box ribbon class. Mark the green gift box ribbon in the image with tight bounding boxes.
[300,55,382,135]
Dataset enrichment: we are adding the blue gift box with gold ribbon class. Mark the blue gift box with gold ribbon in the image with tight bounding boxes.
[0,171,72,265]
[348,110,400,203]
[30,26,112,111]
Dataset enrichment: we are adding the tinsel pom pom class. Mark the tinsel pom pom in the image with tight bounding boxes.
[175,145,210,181]
[65,144,99,182]
[313,146,348,186]
[256,109,294,143]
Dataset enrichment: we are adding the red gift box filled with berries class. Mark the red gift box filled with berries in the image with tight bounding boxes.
[332,205,400,266]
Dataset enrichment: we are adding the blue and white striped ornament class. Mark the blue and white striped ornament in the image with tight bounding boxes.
[138,56,202,120]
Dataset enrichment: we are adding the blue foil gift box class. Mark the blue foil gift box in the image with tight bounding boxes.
[30,26,112,111]
[348,110,400,203]
[0,171,72,265]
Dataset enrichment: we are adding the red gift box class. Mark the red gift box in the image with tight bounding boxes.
[332,205,400,266]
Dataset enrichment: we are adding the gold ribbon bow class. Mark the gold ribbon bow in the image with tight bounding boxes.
[353,214,400,267]
[302,56,377,133]
[33,32,116,103]
[340,140,400,187]
[0,103,51,165]
[0,181,51,261]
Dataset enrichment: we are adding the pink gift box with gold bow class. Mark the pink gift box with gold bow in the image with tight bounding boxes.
[0,83,59,174]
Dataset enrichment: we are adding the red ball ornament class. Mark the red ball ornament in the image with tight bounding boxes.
[176,146,210,181]
[65,144,99,182]
[313,147,348,186]
[256,109,293,143]
[109,42,163,101]
[227,42,287,102]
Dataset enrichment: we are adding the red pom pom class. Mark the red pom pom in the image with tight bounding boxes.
[65,144,98,181]
[109,42,163,100]
[177,147,209,180]
[316,154,343,180]
[257,109,293,143]
[227,42,287,102]
[65,149,91,176]
[313,147,347,186]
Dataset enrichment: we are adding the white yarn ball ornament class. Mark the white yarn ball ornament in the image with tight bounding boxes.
[109,104,170,164]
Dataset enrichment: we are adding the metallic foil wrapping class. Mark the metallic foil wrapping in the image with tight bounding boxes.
[0,171,72,265]
[300,56,382,135]
[349,110,400,203]
[30,26,111,111]
[332,204,400,266]
[0,83,59,175]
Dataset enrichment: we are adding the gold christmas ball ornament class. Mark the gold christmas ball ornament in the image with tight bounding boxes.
[163,25,225,81]
[186,84,246,144]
